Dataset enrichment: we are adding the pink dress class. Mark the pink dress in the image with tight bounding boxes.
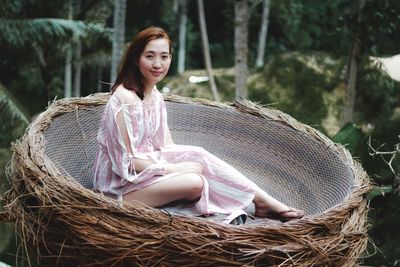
[93,88,258,218]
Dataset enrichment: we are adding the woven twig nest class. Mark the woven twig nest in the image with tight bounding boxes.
[1,93,371,266]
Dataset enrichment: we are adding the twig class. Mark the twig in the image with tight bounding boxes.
[368,136,400,176]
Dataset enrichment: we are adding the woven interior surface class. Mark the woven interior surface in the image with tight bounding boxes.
[44,101,354,215]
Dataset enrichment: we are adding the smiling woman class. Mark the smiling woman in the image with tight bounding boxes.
[93,26,304,222]
[111,27,173,100]
[138,38,172,85]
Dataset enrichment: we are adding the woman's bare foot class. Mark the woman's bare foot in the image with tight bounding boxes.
[253,188,304,221]
[255,206,304,221]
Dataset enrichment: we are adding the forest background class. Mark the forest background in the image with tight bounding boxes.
[0,0,399,266]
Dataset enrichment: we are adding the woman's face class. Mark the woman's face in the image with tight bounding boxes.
[138,38,171,87]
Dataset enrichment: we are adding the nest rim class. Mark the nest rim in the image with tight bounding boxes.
[2,93,372,266]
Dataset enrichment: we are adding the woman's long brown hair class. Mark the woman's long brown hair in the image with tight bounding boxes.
[111,27,172,99]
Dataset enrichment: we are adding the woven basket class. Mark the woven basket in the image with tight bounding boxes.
[1,93,371,266]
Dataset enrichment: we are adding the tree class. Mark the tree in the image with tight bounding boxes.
[234,0,249,100]
[73,0,82,97]
[110,0,127,85]
[255,0,271,68]
[74,41,82,97]
[177,0,188,74]
[0,0,112,113]
[197,0,220,102]
[64,0,73,98]
[341,0,366,126]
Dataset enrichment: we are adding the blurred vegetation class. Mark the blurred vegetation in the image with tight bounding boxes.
[0,148,18,266]
[1,0,400,266]
[0,83,29,147]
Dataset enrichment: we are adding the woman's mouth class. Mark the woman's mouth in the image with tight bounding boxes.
[151,71,163,76]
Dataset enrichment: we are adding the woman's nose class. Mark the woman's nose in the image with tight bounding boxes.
[153,59,161,68]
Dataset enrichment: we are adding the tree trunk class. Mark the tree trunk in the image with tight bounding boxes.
[197,0,220,102]
[234,0,249,100]
[64,0,73,97]
[64,49,73,97]
[72,0,82,97]
[32,42,50,101]
[110,0,127,86]
[255,0,270,68]
[177,0,188,74]
[342,40,359,125]
[73,41,82,97]
[341,0,365,125]
[97,66,103,92]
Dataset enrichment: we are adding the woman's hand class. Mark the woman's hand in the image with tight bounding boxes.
[167,162,203,174]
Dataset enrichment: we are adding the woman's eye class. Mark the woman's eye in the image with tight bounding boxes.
[162,55,169,60]
[146,55,153,59]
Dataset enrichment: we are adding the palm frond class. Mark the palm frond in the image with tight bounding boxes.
[0,83,29,144]
[0,18,112,47]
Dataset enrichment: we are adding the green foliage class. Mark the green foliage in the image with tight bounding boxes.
[267,1,351,54]
[360,0,400,56]
[0,0,112,115]
[367,185,393,200]
[366,193,400,266]
[0,83,29,147]
[0,146,31,267]
[356,63,400,183]
[357,63,400,124]
[0,148,12,258]
[0,18,111,47]
[124,0,176,42]
[265,0,400,58]
[350,64,400,265]
[332,123,363,155]
[215,74,236,101]
[248,53,344,130]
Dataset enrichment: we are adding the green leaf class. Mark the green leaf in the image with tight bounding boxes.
[0,18,112,47]
[0,83,30,145]
[367,185,393,200]
[332,123,363,155]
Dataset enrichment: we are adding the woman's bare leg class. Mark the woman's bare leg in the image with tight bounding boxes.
[123,172,203,207]
[253,187,304,219]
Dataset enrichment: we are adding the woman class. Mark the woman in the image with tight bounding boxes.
[93,27,303,222]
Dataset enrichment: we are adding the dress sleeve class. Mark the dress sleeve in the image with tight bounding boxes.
[160,97,174,146]
[152,92,174,148]
[107,102,166,183]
